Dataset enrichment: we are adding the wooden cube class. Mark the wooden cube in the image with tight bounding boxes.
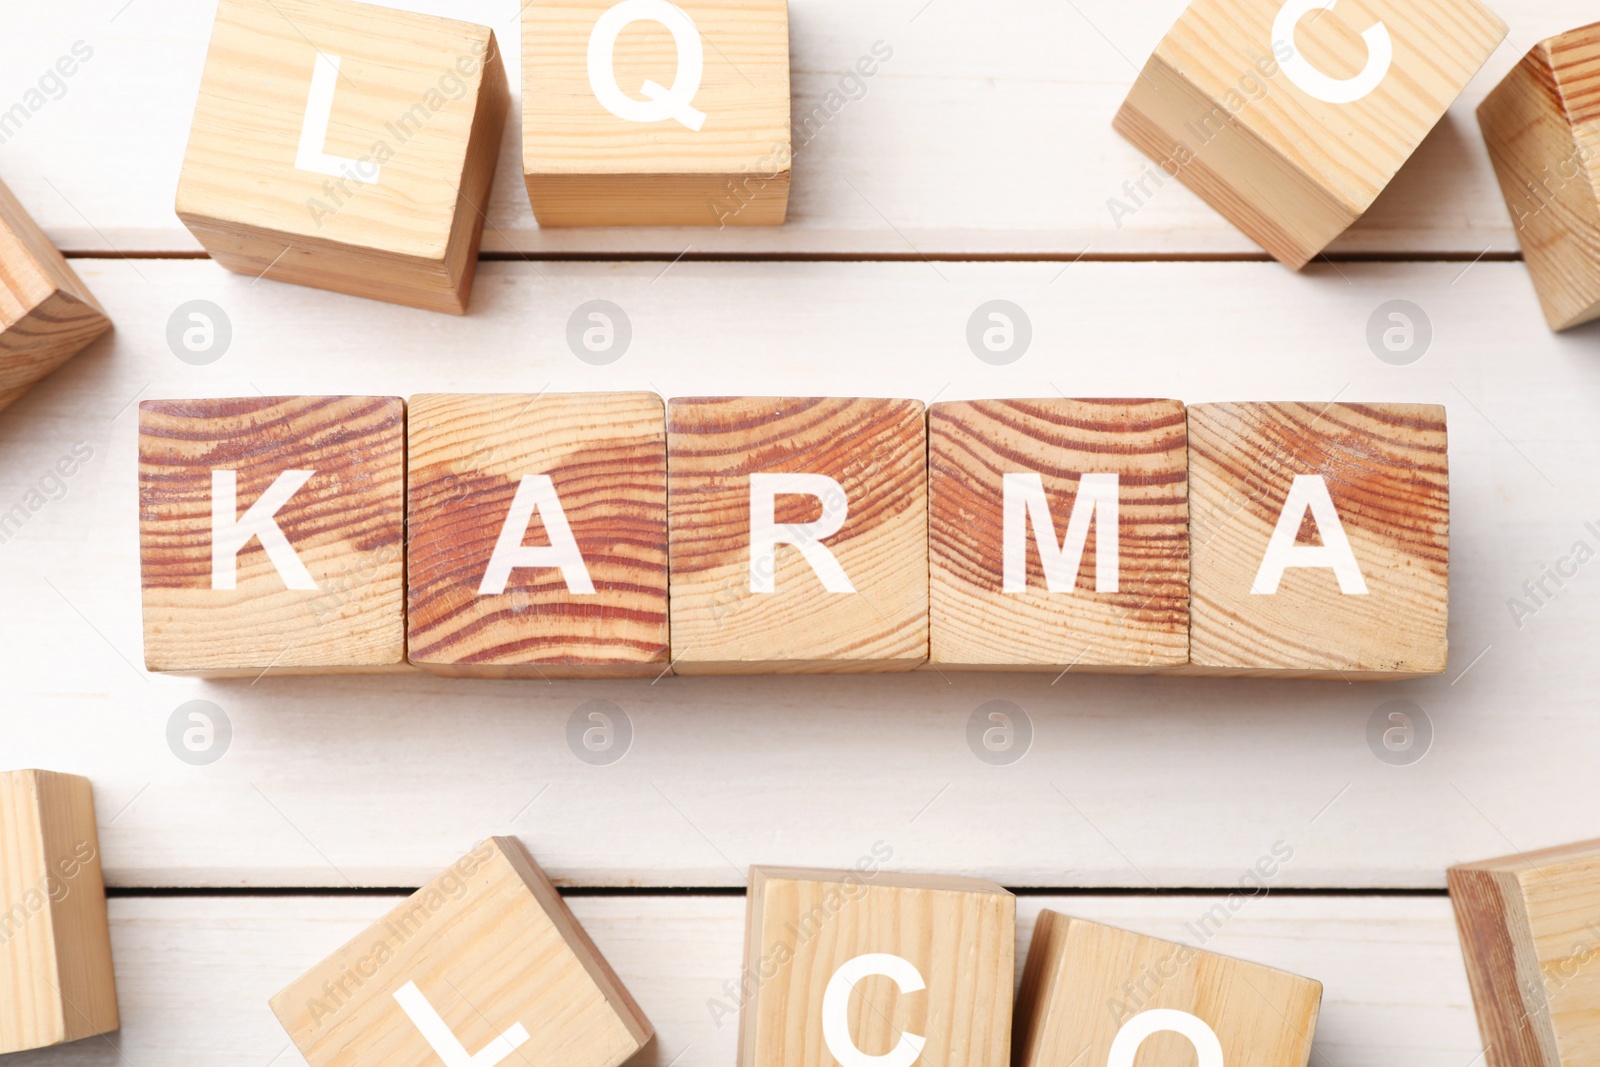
[1014,911,1321,1067]
[1186,402,1449,678]
[1114,0,1504,268]
[271,837,652,1067]
[667,397,927,674]
[0,770,118,1055]
[0,179,111,417]
[740,866,1013,1067]
[407,392,670,678]
[1449,839,1600,1067]
[929,399,1189,673]
[176,0,509,313]
[139,396,407,676]
[522,0,791,226]
[1479,23,1600,330]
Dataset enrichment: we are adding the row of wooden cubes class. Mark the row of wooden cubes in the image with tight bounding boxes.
[139,394,1450,680]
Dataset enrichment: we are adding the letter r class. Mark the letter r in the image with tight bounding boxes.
[749,472,856,594]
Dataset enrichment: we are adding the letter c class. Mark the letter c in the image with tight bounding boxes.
[822,954,926,1067]
[1272,0,1392,104]
[1107,1010,1224,1067]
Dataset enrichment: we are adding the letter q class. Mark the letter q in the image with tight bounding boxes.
[588,0,707,130]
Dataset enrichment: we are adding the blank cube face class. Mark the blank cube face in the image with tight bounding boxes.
[1115,0,1504,267]
[407,393,670,678]
[0,770,118,1055]
[1187,402,1449,678]
[139,397,406,676]
[740,867,1014,1067]
[1014,913,1320,1067]
[929,399,1189,672]
[272,838,652,1067]
[523,0,791,226]
[177,0,508,313]
[667,397,928,674]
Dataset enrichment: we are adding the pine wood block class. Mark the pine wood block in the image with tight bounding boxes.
[176,0,509,313]
[407,392,670,678]
[271,837,652,1067]
[138,396,407,677]
[1479,23,1600,331]
[522,0,791,226]
[739,865,1014,1067]
[0,770,118,1055]
[1014,911,1321,1067]
[667,397,928,674]
[1186,402,1449,678]
[928,398,1189,673]
[1449,839,1600,1067]
[1113,0,1505,268]
[0,178,110,417]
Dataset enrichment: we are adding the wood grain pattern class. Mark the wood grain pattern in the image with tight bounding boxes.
[0,770,117,1056]
[1448,839,1600,1067]
[522,0,790,226]
[407,392,669,678]
[739,865,1014,1067]
[1114,0,1505,267]
[928,398,1189,672]
[1014,910,1321,1067]
[176,0,508,313]
[138,396,407,676]
[1186,402,1449,678]
[667,397,927,674]
[271,837,652,1067]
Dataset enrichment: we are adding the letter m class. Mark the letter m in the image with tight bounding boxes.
[1002,473,1119,593]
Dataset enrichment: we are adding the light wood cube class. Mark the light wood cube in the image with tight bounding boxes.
[1450,839,1600,1067]
[0,770,118,1055]
[271,837,652,1067]
[407,392,670,678]
[522,0,791,226]
[1479,22,1600,330]
[1114,0,1505,268]
[667,397,928,674]
[177,0,509,313]
[929,399,1189,672]
[1014,911,1321,1067]
[139,396,407,676]
[1186,402,1449,678]
[0,179,110,417]
[739,866,1014,1067]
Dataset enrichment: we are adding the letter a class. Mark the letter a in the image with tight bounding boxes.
[212,469,318,591]
[1002,472,1119,593]
[393,981,530,1067]
[749,472,855,593]
[296,53,379,181]
[478,475,596,595]
[1251,474,1368,595]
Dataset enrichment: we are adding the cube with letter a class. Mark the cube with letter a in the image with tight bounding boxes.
[1185,402,1449,678]
[928,399,1189,673]
[271,837,652,1067]
[522,0,791,226]
[407,392,670,678]
[176,0,509,312]
[667,397,928,674]
[138,396,407,676]
[1114,0,1505,268]
[739,865,1014,1067]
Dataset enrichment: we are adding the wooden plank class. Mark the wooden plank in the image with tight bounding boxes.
[0,894,1481,1067]
[0,0,1589,257]
[0,258,1593,890]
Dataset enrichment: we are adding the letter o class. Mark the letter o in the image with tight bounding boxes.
[822,954,926,1067]
[1107,1010,1224,1067]
[1272,0,1392,104]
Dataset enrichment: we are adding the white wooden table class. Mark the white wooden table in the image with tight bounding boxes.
[4,1,1595,1064]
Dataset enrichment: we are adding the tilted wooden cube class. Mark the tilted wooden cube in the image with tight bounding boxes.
[1114,0,1504,267]
[667,397,928,673]
[0,179,110,417]
[1479,22,1600,331]
[1449,839,1600,1067]
[139,396,407,676]
[523,0,791,226]
[740,865,1014,1067]
[929,399,1189,672]
[1014,911,1320,1067]
[177,0,509,312]
[271,837,652,1067]
[1186,402,1449,678]
[0,770,118,1055]
[407,392,670,678]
